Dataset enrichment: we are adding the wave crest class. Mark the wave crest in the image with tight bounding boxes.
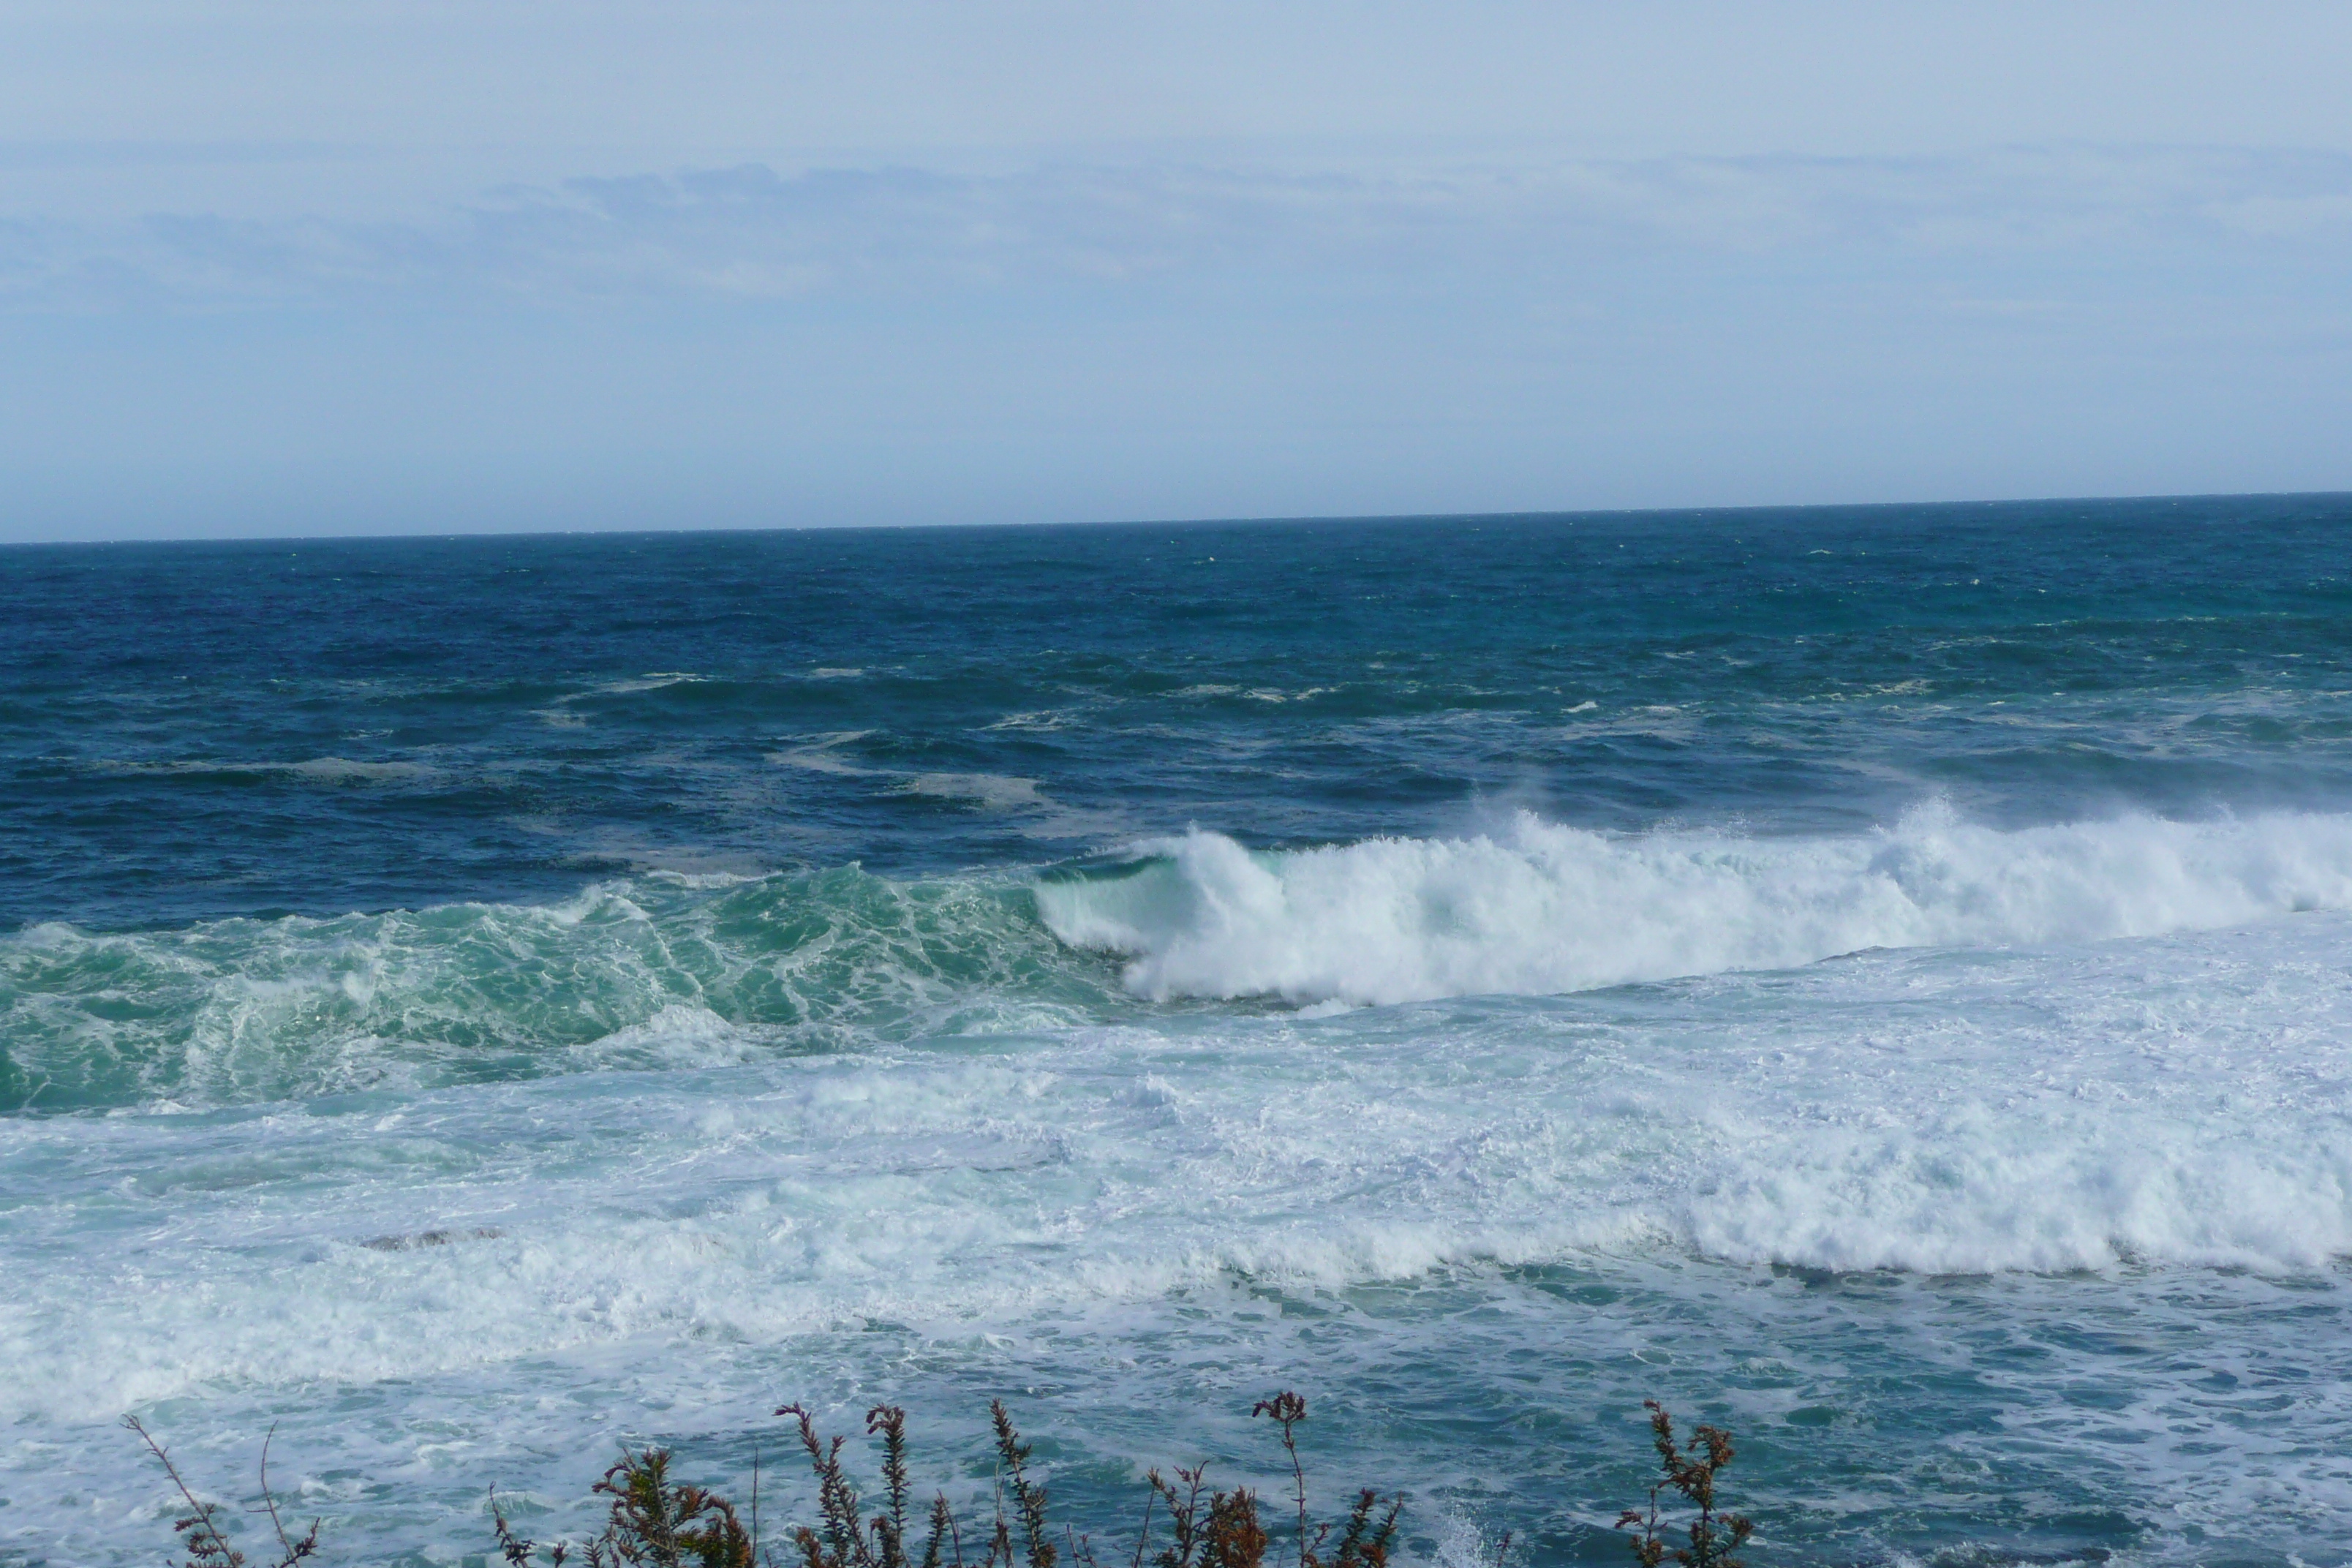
[1,868,1111,1111]
[1035,806,2352,1005]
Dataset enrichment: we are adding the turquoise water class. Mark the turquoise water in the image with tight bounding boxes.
[6,497,2352,1564]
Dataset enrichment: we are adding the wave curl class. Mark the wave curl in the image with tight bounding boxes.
[1036,804,2352,1005]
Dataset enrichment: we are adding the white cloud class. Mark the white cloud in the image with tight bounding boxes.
[4,5,2350,538]
[7,145,2349,313]
[10,3,2352,173]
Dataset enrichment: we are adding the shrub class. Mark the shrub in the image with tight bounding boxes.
[130,1392,1748,1567]
[487,1392,1393,1568]
[124,1415,321,1568]
[1614,1402,1752,1568]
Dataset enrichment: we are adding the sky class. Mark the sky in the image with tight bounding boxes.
[4,2,2351,541]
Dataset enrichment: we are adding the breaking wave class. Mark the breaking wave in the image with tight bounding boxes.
[0,867,1122,1111]
[16,804,2352,1114]
[1036,804,2352,1004]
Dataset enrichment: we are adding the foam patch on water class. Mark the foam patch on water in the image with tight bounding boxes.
[13,913,2351,1417]
[10,910,2352,1562]
[891,773,1052,811]
[1037,805,2352,1005]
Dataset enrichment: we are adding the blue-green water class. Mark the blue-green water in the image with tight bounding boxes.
[6,497,2352,1566]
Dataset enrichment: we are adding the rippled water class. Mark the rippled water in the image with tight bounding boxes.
[5,497,2352,1567]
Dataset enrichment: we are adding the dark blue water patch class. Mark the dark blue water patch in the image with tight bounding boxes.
[4,493,2350,932]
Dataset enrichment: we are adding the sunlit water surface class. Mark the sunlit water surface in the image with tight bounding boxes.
[6,497,2352,1566]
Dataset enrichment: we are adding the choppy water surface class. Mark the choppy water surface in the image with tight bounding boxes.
[6,497,2352,1566]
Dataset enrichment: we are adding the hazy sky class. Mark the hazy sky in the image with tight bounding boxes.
[5,2,2351,540]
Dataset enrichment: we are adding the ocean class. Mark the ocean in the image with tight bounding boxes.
[5,495,2352,1567]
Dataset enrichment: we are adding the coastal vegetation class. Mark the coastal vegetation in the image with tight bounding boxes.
[125,1395,1751,1568]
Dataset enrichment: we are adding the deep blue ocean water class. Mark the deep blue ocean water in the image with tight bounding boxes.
[7,495,2352,1567]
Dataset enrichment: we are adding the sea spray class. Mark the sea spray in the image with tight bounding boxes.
[1038,804,2352,1004]
[20,804,2352,1113]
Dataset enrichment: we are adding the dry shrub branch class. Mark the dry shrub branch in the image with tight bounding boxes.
[132,1394,1750,1568]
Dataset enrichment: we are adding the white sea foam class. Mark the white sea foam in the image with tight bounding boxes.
[890,773,1051,811]
[15,911,2351,1415]
[10,903,2352,1562]
[769,731,880,774]
[14,809,2352,1563]
[1037,805,2352,1004]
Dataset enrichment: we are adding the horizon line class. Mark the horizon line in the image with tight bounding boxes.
[6,486,2348,552]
